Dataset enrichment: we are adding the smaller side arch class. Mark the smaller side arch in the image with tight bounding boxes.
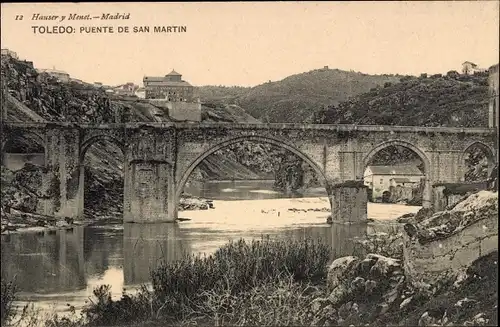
[175,135,328,203]
[1,130,47,154]
[461,141,496,163]
[363,139,432,208]
[461,140,497,177]
[79,135,125,163]
[1,130,47,167]
[363,140,431,176]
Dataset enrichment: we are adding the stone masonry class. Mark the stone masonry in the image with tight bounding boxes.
[1,121,497,222]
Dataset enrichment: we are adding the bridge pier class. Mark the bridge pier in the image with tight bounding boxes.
[328,180,368,223]
[422,178,432,209]
[39,128,82,219]
[123,160,176,223]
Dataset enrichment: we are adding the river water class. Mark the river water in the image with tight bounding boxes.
[1,180,420,318]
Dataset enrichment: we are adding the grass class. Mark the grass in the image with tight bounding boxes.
[3,237,497,327]
[33,236,330,327]
[1,278,17,325]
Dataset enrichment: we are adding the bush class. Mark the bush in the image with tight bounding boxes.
[64,237,331,326]
[150,236,330,321]
[1,278,17,325]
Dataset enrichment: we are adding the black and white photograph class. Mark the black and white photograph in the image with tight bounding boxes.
[0,2,498,326]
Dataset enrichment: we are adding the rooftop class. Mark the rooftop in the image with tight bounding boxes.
[463,61,478,67]
[366,165,424,176]
[166,69,181,76]
[143,77,192,87]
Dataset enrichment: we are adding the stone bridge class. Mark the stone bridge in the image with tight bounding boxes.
[1,121,497,222]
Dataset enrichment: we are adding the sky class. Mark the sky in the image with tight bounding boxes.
[1,2,499,87]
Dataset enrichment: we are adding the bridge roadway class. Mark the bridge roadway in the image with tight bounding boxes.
[1,121,497,222]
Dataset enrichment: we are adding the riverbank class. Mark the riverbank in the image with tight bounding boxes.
[1,194,214,235]
[4,191,494,326]
[3,226,497,327]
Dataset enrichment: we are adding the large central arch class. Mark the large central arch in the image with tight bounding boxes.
[174,135,328,204]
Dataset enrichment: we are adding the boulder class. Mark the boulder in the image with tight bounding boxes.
[326,256,360,291]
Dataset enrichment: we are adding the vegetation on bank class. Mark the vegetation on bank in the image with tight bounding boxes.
[2,236,497,327]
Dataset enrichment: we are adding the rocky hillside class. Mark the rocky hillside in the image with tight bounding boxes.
[311,71,489,127]
[197,68,403,123]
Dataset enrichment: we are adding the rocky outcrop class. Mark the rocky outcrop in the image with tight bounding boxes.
[179,195,214,211]
[307,253,406,326]
[402,191,498,286]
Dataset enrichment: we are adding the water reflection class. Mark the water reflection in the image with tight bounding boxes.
[1,228,86,294]
[0,222,369,301]
[280,222,368,261]
[1,180,419,316]
[123,223,191,285]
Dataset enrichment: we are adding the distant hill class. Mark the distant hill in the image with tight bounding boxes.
[311,71,489,127]
[197,68,403,123]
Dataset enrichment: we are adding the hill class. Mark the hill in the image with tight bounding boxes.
[197,68,403,123]
[311,71,489,127]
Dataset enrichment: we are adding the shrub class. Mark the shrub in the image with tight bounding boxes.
[1,278,17,325]
[190,274,325,326]
[150,236,331,320]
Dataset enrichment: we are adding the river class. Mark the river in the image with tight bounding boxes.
[1,180,420,319]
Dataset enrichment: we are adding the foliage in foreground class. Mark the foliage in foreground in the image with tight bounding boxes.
[6,238,498,327]
[1,278,17,325]
[42,236,331,326]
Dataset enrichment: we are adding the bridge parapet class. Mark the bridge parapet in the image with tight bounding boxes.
[1,120,497,222]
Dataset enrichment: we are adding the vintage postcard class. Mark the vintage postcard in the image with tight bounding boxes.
[1,1,498,326]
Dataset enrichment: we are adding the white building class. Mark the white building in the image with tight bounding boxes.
[1,48,18,59]
[135,87,146,99]
[462,61,488,75]
[364,165,424,199]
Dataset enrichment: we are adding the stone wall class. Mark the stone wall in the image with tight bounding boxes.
[432,182,488,211]
[402,191,498,285]
[329,181,368,222]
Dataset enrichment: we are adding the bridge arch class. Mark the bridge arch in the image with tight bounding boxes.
[175,135,328,203]
[363,140,431,175]
[362,139,431,207]
[461,141,496,178]
[1,131,46,153]
[79,135,125,163]
[1,130,47,168]
[77,134,126,219]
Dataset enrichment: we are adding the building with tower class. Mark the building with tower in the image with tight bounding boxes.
[143,70,201,121]
[143,69,194,101]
